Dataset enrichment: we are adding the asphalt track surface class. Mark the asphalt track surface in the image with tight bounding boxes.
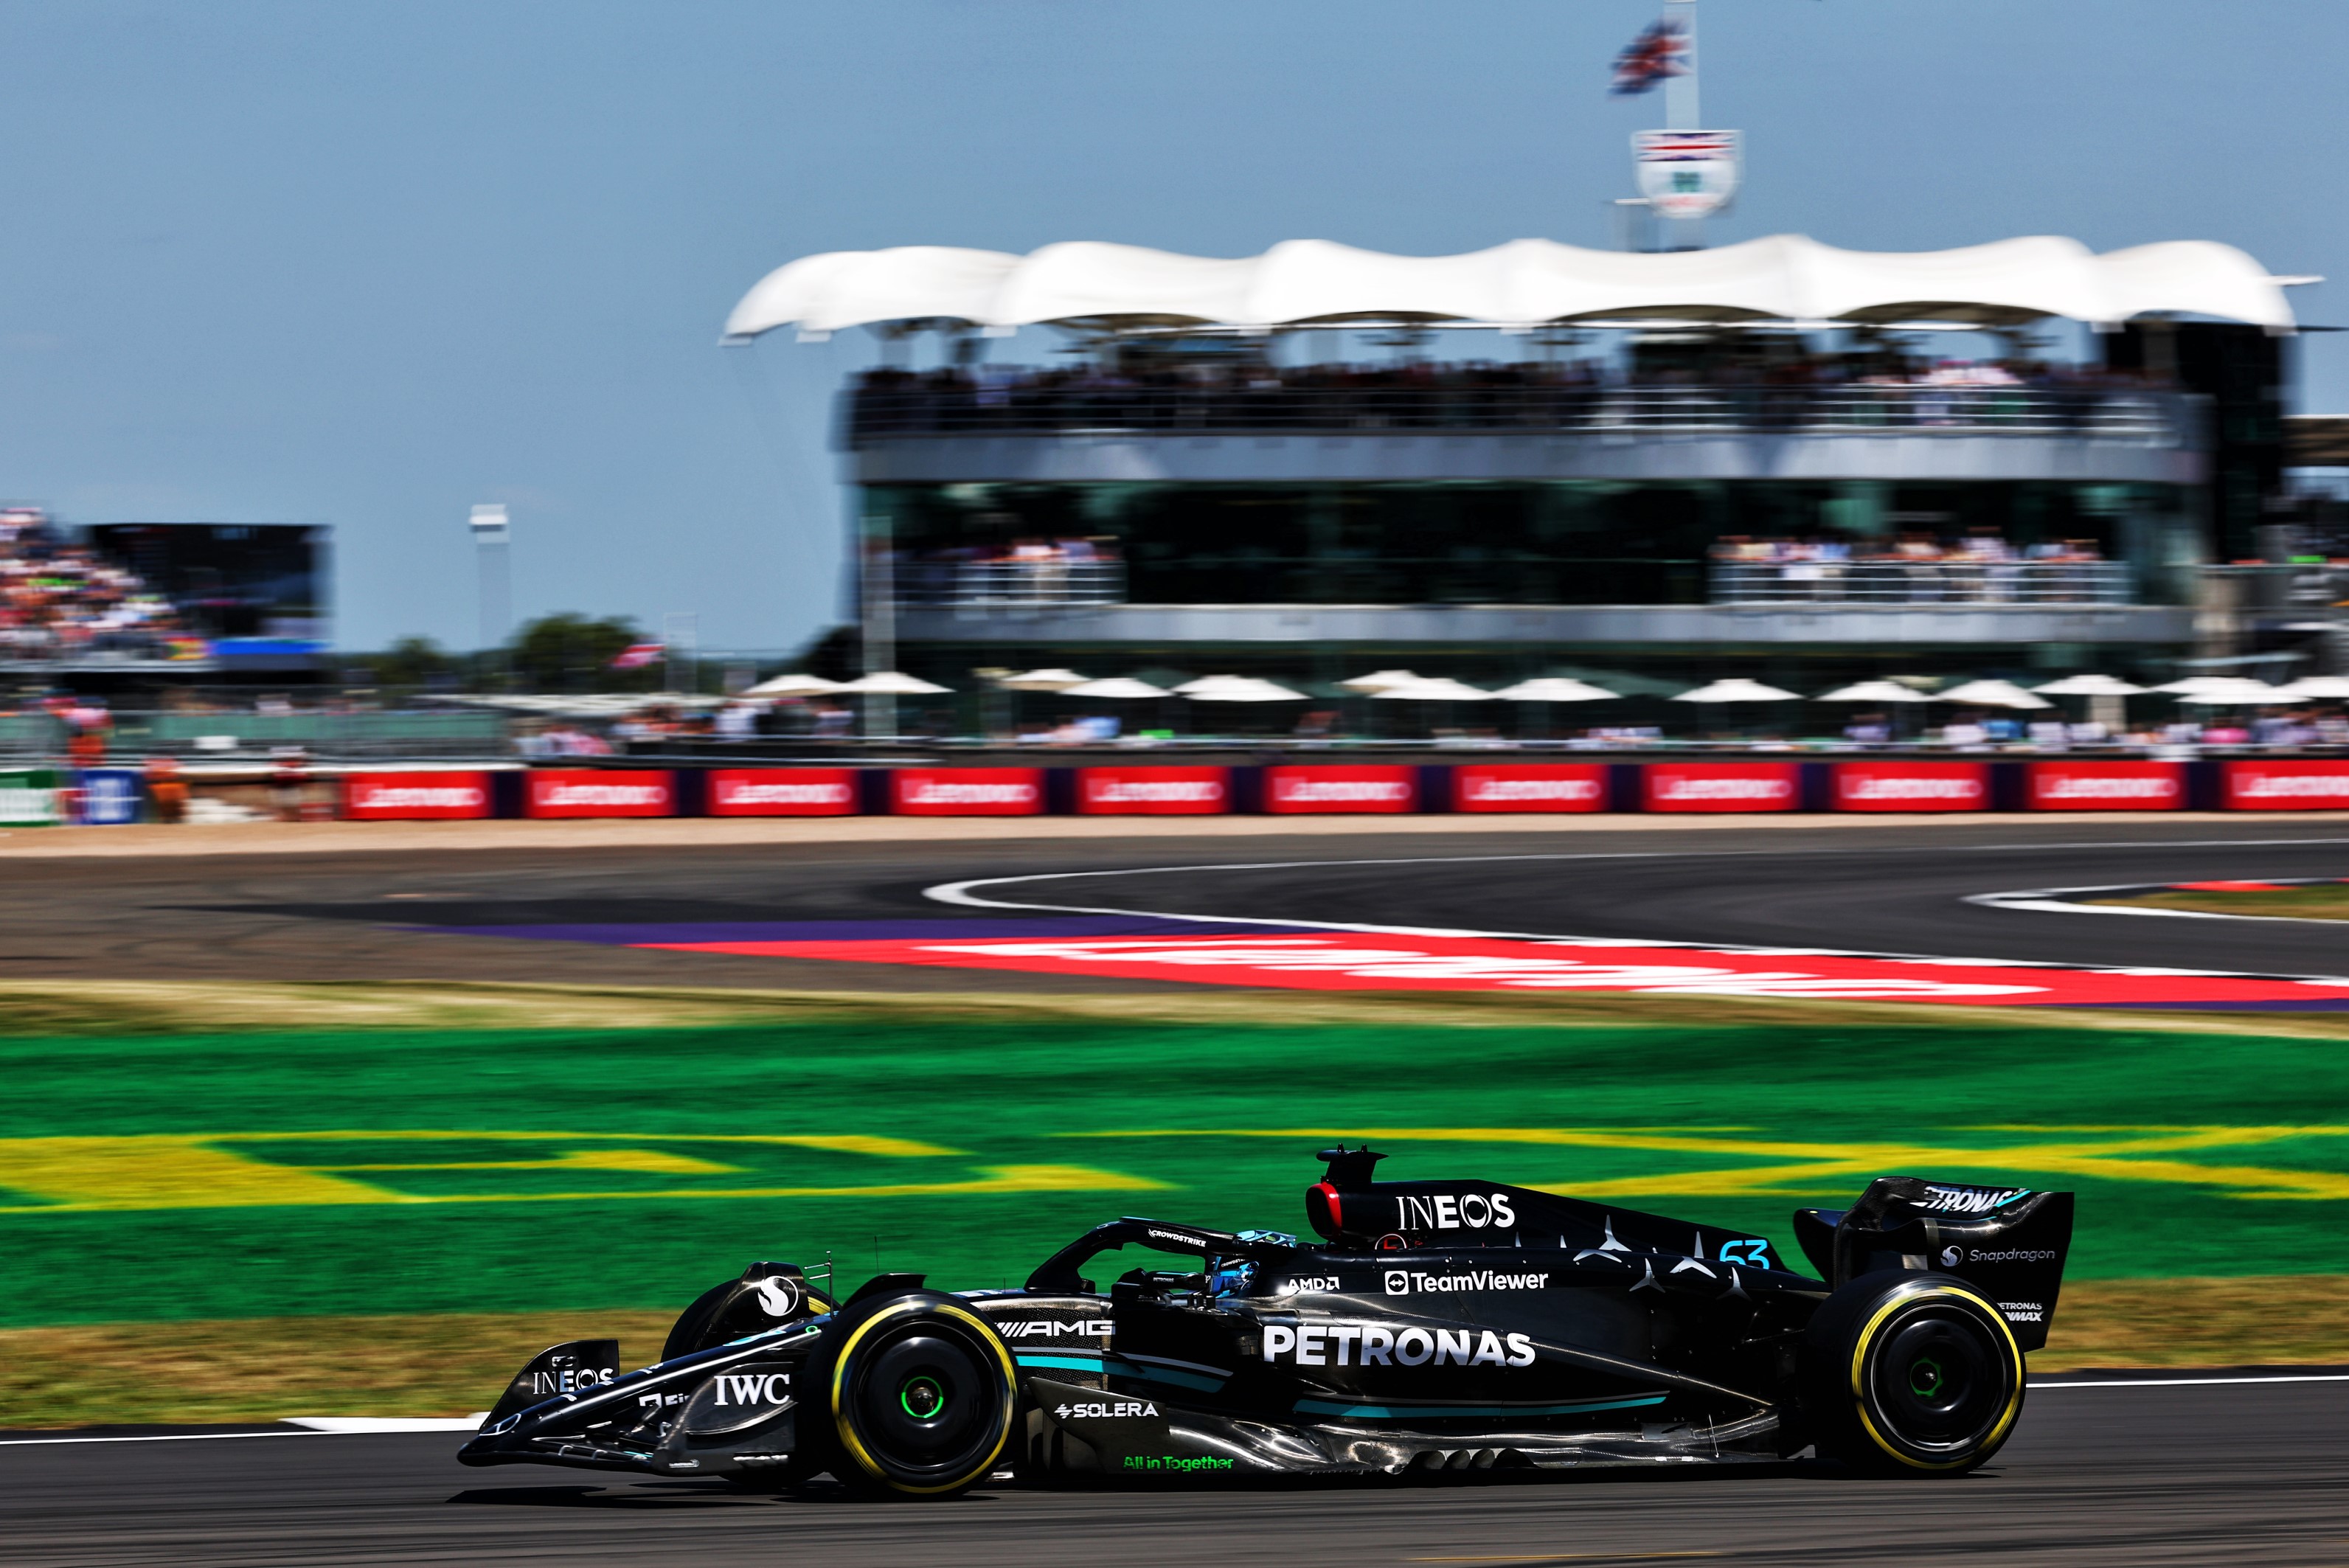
[7,1379,2348,1567]
[13,818,2349,988]
[16,817,2349,1564]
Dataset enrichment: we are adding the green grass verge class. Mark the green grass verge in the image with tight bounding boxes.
[4,993,2349,1335]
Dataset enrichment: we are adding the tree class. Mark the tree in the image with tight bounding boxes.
[507,612,648,692]
[350,634,457,692]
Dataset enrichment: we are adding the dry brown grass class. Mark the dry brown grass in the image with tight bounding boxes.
[11,976,2349,1041]
[2035,1274,2349,1371]
[2098,887,2349,922]
[0,1311,680,1428]
[4,1278,2342,1428]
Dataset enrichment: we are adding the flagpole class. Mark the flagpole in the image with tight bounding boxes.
[1664,0,1697,131]
[1664,0,1700,248]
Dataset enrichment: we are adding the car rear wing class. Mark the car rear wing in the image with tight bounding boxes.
[1794,1178,2074,1351]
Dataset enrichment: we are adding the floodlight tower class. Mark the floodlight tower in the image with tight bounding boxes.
[470,503,511,686]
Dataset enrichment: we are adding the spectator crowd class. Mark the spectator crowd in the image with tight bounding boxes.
[847,350,2171,441]
[0,508,196,664]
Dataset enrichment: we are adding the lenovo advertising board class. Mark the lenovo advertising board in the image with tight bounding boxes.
[1263,765,1418,815]
[1643,762,1800,814]
[891,768,1044,816]
[1077,766,1229,816]
[1452,763,1609,814]
[2222,760,2349,811]
[1832,762,1990,814]
[2026,761,2183,811]
[344,771,495,821]
[524,769,674,819]
[707,768,858,817]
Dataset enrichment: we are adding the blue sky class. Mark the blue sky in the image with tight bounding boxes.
[0,0,2342,653]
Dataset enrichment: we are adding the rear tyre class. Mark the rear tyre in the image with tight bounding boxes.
[809,1291,1016,1499]
[1801,1272,2024,1476]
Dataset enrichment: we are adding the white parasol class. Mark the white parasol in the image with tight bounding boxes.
[1489,677,1620,701]
[1670,678,1802,703]
[1058,677,1173,699]
[1814,680,1932,704]
[1937,679,2053,710]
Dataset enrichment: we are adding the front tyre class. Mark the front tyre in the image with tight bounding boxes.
[1801,1273,2024,1476]
[811,1291,1016,1499]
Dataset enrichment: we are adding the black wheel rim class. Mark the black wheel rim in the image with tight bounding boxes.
[1867,1302,2008,1455]
[844,1320,1005,1485]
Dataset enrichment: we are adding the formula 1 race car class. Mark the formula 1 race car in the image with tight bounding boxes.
[459,1149,2072,1496]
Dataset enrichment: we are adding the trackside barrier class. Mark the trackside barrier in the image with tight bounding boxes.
[67,760,2349,825]
[0,768,60,826]
[1452,763,1611,813]
[890,766,1044,816]
[1263,764,1418,814]
[74,767,144,825]
[524,769,676,819]
[2221,760,2349,811]
[1642,761,1801,814]
[1075,766,1230,816]
[344,770,496,821]
[1831,760,1991,814]
[706,767,858,816]
[2024,760,2185,812]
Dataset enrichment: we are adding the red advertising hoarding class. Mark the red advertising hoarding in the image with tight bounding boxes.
[524,769,675,819]
[1076,766,1229,816]
[891,768,1044,816]
[2025,761,2183,811]
[2223,760,2349,811]
[706,768,858,817]
[342,770,494,821]
[1832,761,1990,814]
[1642,762,1800,814]
[1452,763,1609,814]
[1263,764,1418,815]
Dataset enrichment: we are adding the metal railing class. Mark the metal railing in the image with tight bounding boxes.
[846,384,2186,445]
[896,558,1126,608]
[1710,558,2135,606]
[0,710,516,762]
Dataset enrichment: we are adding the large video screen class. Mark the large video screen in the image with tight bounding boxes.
[86,523,329,642]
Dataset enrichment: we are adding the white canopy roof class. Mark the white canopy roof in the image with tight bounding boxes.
[725,235,2302,338]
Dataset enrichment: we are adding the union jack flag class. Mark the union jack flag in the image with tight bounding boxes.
[1611,15,1688,96]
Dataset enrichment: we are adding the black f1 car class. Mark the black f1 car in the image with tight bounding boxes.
[459,1148,2072,1496]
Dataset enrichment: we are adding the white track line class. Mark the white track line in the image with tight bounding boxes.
[926,855,2349,985]
[0,1416,485,1446]
[1969,878,2349,926]
[3,1430,347,1447]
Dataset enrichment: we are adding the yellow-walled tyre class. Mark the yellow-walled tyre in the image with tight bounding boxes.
[1801,1273,2024,1477]
[811,1291,1016,1499]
